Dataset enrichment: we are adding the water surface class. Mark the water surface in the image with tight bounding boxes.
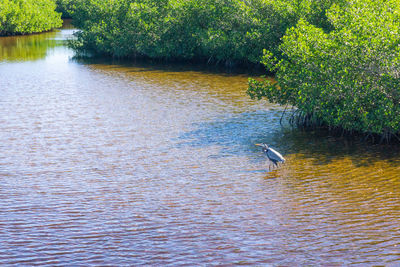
[0,21,399,265]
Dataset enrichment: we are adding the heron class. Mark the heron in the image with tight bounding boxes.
[255,143,285,167]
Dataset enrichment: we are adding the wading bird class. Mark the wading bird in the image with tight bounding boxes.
[255,143,285,167]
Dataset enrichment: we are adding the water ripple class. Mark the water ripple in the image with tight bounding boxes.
[0,22,400,266]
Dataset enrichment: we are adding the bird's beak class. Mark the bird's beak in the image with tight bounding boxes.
[255,144,262,146]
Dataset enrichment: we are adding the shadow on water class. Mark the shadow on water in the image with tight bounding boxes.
[284,130,399,166]
[72,55,266,77]
[177,110,400,167]
[176,110,282,160]
[74,53,400,170]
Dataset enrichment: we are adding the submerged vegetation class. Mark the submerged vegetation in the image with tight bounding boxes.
[248,0,400,139]
[0,0,62,35]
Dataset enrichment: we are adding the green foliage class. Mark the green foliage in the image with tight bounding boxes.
[69,0,339,65]
[248,0,400,135]
[56,0,76,18]
[0,0,62,35]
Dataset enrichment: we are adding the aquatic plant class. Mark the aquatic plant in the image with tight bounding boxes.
[56,0,76,18]
[0,0,62,35]
[69,0,338,65]
[248,0,400,140]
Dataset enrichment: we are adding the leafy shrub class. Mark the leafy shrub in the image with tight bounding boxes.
[0,0,62,35]
[69,0,339,65]
[56,0,76,18]
[248,0,400,136]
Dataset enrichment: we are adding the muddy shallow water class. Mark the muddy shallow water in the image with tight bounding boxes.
[0,21,399,265]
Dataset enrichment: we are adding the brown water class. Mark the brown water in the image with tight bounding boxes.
[1,21,400,266]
